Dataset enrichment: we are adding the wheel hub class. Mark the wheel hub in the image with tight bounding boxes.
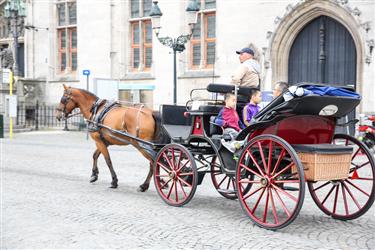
[169,171,177,180]
[260,176,271,187]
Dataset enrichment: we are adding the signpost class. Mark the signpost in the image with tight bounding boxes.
[83,70,90,140]
[3,69,14,139]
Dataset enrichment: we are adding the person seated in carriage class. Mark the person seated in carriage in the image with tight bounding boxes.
[215,93,246,153]
[215,93,246,140]
[273,81,289,98]
[242,88,262,126]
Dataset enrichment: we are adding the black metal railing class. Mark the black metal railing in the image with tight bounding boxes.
[16,102,86,131]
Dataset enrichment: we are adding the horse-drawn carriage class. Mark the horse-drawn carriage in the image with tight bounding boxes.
[56,83,375,230]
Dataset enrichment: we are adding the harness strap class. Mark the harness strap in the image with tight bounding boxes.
[89,98,105,121]
[135,104,145,138]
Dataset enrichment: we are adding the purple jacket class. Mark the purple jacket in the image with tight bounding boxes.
[215,107,245,132]
[243,103,260,126]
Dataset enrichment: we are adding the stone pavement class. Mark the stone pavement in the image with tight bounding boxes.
[1,131,374,249]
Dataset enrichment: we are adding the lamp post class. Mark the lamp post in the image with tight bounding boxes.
[3,0,26,77]
[149,0,199,104]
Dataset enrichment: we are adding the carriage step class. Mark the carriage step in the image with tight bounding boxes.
[217,189,237,194]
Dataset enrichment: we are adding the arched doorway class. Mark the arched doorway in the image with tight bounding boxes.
[288,15,356,87]
[288,15,357,134]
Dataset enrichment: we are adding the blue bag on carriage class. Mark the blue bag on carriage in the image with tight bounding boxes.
[305,86,360,99]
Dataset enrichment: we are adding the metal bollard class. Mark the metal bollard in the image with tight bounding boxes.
[0,114,4,138]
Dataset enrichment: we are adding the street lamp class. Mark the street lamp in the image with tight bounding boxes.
[150,0,199,104]
[3,0,26,77]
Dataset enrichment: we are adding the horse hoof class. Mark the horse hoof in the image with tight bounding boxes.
[109,184,118,189]
[90,176,98,183]
[137,184,149,192]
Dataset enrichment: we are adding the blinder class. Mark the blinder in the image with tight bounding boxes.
[56,89,74,117]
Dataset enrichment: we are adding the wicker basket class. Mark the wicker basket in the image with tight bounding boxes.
[292,144,352,181]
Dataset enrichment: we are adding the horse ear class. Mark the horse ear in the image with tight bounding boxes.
[63,84,69,90]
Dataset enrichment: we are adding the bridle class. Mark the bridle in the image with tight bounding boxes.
[56,88,81,119]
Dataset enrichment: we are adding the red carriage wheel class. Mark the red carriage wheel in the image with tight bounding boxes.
[308,134,375,220]
[154,144,198,207]
[210,156,238,200]
[210,155,253,200]
[236,135,305,230]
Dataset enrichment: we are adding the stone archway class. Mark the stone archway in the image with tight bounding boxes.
[270,0,365,96]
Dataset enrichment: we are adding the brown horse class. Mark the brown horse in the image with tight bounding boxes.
[56,84,163,191]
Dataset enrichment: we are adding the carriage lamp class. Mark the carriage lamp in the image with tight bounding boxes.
[150,0,200,104]
[3,0,26,77]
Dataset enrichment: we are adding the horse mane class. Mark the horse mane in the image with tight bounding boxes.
[74,88,98,100]
[152,111,171,144]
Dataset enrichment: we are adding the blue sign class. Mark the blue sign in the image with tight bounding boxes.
[82,70,90,76]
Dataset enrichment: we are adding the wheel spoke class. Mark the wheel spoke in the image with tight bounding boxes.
[350,161,370,173]
[263,188,270,223]
[155,174,169,177]
[273,188,291,217]
[178,180,187,199]
[160,178,171,189]
[257,142,268,174]
[157,162,171,173]
[342,181,361,209]
[269,189,279,224]
[345,180,370,197]
[267,141,273,175]
[176,159,190,173]
[274,179,299,184]
[321,185,335,206]
[351,148,361,160]
[226,177,231,190]
[251,187,266,214]
[176,150,183,171]
[271,149,286,176]
[242,186,263,201]
[239,163,263,179]
[179,172,193,176]
[167,181,175,199]
[171,148,176,170]
[341,183,349,216]
[247,150,266,177]
[239,179,260,184]
[351,177,373,181]
[271,183,298,202]
[177,176,192,188]
[162,152,174,170]
[218,175,228,188]
[313,181,330,192]
[273,162,294,179]
[332,185,339,214]
[174,179,179,202]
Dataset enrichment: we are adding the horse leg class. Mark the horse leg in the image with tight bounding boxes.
[96,141,118,188]
[137,161,153,192]
[90,149,101,183]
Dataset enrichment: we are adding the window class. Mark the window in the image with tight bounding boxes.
[57,1,77,73]
[130,0,152,71]
[190,0,216,69]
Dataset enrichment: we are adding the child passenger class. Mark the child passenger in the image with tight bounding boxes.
[243,89,262,126]
[215,93,245,140]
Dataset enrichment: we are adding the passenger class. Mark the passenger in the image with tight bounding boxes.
[273,81,289,98]
[215,93,245,140]
[242,89,262,126]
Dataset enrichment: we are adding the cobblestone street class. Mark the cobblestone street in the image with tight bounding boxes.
[1,131,375,249]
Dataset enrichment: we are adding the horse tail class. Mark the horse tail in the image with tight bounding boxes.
[152,111,170,144]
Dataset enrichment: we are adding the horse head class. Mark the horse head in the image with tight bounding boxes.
[56,84,79,121]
